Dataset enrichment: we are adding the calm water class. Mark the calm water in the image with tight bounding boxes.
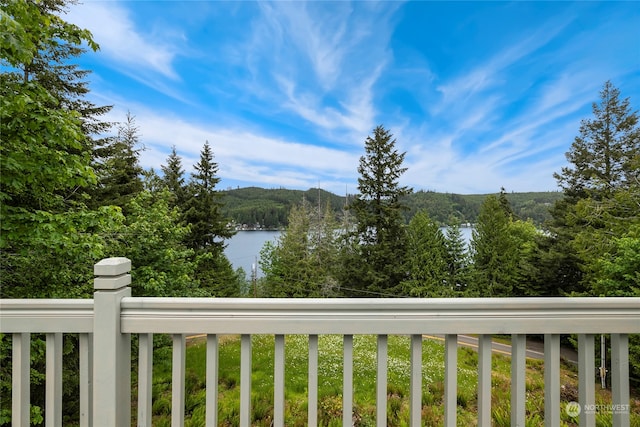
[224,231,281,278]
[225,227,473,278]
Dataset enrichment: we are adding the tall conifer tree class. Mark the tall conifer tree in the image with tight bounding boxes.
[340,126,412,296]
[401,211,449,297]
[183,141,233,251]
[444,221,470,293]
[161,145,187,207]
[1,2,121,421]
[546,81,640,295]
[548,81,640,383]
[469,194,518,297]
[260,199,340,297]
[555,81,639,199]
[1,0,119,298]
[182,142,238,295]
[91,112,143,210]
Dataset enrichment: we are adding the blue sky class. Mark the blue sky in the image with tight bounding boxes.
[65,1,640,195]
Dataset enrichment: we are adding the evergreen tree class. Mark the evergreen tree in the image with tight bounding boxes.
[498,187,515,218]
[7,0,112,140]
[470,191,544,297]
[91,111,143,210]
[4,0,113,206]
[401,211,450,297]
[261,201,313,297]
[548,81,640,383]
[183,141,234,250]
[546,81,640,295]
[312,202,342,296]
[339,126,412,296]
[161,145,187,207]
[182,141,238,295]
[469,194,519,297]
[554,81,639,199]
[444,221,470,294]
[260,199,340,297]
[538,199,586,295]
[141,168,164,194]
[572,170,640,296]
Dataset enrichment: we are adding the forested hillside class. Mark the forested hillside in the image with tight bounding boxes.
[221,187,564,228]
[221,187,346,228]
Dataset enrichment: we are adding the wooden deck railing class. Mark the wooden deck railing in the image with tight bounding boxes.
[1,257,638,427]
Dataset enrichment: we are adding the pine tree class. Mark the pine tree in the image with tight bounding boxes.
[554,81,639,200]
[498,187,515,218]
[11,0,111,131]
[549,81,640,384]
[546,81,640,295]
[8,0,113,204]
[182,141,238,295]
[469,194,519,297]
[401,211,449,297]
[260,199,340,297]
[339,125,412,296]
[183,141,233,250]
[261,201,313,297]
[161,145,187,207]
[91,112,143,210]
[444,221,470,294]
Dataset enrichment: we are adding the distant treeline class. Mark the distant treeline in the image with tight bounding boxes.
[221,187,564,229]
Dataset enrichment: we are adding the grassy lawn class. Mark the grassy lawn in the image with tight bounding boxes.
[142,334,639,427]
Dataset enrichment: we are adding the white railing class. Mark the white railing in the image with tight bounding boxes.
[1,257,639,427]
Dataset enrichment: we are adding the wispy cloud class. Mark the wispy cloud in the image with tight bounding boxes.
[103,103,359,194]
[68,1,639,195]
[395,10,620,194]
[231,2,399,141]
[66,2,180,79]
[435,14,574,109]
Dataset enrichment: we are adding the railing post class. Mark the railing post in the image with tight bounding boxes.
[611,334,630,427]
[544,334,560,427]
[93,257,132,427]
[578,334,596,427]
[409,334,422,427]
[12,333,30,427]
[477,335,492,427]
[511,334,526,427]
[444,334,458,427]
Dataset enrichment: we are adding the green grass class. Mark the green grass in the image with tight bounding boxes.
[141,334,640,426]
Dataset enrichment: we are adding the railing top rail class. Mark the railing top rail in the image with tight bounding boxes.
[121,296,640,310]
[3,296,638,335]
[120,297,640,335]
[0,299,94,333]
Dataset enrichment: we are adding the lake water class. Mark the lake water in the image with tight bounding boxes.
[224,231,281,278]
[225,227,473,278]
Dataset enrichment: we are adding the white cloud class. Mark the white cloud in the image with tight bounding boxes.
[400,14,621,194]
[71,1,638,196]
[435,14,573,110]
[66,1,179,79]
[103,104,359,194]
[235,2,397,141]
